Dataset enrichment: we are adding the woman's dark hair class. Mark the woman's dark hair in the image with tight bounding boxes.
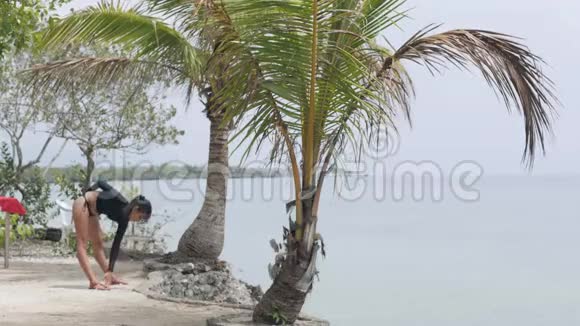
[130,195,152,219]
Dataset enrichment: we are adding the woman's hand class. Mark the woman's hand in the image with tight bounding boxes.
[104,272,128,286]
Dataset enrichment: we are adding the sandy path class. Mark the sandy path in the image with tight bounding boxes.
[0,259,238,326]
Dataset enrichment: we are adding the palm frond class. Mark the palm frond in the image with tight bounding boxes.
[144,0,203,42]
[386,26,558,164]
[39,1,206,82]
[359,0,408,41]
[24,56,185,96]
[212,0,401,149]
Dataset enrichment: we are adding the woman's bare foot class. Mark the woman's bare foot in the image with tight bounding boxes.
[89,281,109,290]
[104,272,128,286]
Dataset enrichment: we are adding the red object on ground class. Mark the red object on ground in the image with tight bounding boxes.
[0,197,26,215]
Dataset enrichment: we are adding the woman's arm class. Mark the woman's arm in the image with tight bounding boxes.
[107,219,128,273]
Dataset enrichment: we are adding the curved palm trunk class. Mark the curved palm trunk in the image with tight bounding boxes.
[253,211,320,324]
[253,258,310,324]
[177,109,229,260]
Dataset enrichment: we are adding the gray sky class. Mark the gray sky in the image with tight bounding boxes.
[7,0,579,175]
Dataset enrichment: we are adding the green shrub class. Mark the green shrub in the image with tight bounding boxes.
[0,142,54,227]
[0,214,34,243]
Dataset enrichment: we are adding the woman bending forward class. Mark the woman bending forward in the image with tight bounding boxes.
[72,180,152,290]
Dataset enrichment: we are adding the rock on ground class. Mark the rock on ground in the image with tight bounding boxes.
[143,258,263,306]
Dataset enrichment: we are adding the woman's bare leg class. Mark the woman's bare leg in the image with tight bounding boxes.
[72,197,107,290]
[88,216,109,273]
[89,218,128,286]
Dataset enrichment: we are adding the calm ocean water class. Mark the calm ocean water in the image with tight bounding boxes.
[54,176,580,325]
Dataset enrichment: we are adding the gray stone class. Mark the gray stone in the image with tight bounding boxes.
[171,274,187,284]
[143,259,172,272]
[181,263,195,274]
[198,284,214,294]
[169,287,182,297]
[196,274,208,284]
[208,274,219,285]
[225,296,239,304]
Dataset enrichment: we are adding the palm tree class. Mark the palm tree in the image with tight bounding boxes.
[203,0,557,323]
[27,1,243,260]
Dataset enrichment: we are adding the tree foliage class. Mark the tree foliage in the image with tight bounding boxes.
[32,45,186,187]
[0,142,54,226]
[0,54,60,226]
[0,0,70,60]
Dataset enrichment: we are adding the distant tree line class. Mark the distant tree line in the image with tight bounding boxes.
[36,164,289,183]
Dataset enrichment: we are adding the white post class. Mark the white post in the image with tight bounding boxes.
[4,212,9,269]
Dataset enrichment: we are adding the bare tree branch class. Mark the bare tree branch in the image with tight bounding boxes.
[22,135,54,170]
[43,138,69,178]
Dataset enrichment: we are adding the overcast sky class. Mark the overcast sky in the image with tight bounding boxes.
[7,0,579,175]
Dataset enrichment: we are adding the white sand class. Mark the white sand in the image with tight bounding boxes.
[0,259,240,326]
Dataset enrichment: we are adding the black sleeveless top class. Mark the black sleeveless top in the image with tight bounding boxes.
[86,180,129,272]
